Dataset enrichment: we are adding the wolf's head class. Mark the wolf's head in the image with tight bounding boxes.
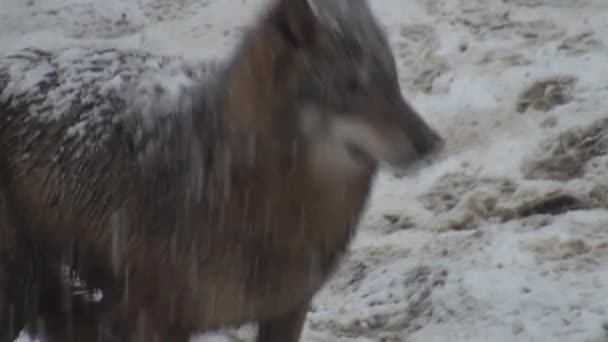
[262,0,444,173]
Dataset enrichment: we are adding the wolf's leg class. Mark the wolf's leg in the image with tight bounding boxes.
[0,233,31,342]
[256,302,309,342]
[0,189,36,342]
[31,250,124,342]
[34,300,118,342]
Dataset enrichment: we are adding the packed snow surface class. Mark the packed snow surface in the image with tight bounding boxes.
[2,0,608,341]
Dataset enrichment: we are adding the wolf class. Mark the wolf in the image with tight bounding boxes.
[0,0,444,341]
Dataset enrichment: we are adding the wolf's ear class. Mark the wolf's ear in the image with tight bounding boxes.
[273,0,319,48]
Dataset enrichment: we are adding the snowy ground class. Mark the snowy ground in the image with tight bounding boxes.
[3,0,608,341]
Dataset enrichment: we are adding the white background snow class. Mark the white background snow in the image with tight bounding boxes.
[2,0,608,341]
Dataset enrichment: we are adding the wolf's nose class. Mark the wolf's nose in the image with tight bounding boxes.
[413,127,445,157]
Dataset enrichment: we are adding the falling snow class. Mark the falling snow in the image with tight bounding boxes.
[3,0,608,341]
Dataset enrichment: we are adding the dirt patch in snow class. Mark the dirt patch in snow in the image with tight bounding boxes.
[419,171,518,214]
[419,166,608,231]
[558,31,604,56]
[395,23,450,94]
[522,118,608,181]
[516,75,577,113]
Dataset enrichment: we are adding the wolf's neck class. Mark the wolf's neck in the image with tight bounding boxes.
[178,28,376,257]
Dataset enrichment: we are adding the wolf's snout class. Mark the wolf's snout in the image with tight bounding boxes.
[377,98,446,170]
[390,97,445,160]
[412,126,445,158]
[388,122,445,176]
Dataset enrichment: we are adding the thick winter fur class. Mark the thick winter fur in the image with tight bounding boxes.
[0,0,444,341]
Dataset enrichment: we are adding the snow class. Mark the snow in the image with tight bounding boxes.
[3,0,608,341]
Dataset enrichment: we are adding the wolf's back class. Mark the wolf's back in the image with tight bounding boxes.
[0,47,217,159]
